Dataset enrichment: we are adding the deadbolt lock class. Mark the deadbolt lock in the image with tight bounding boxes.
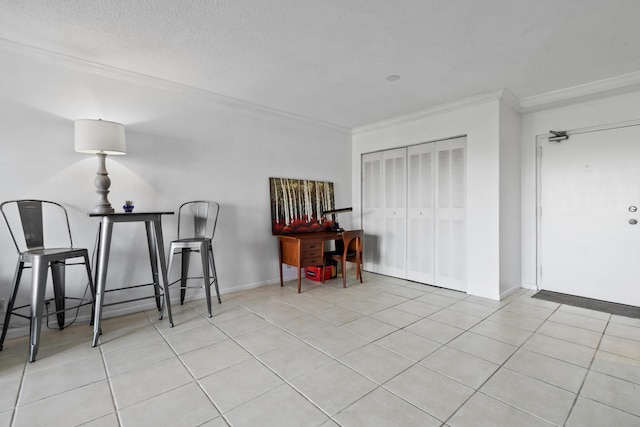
[630,206,638,212]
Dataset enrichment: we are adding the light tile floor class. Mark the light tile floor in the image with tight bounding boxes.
[1,273,639,426]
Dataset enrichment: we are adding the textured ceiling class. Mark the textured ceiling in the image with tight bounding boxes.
[1,0,640,128]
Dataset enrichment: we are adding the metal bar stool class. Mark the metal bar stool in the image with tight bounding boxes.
[0,200,95,362]
[166,201,221,317]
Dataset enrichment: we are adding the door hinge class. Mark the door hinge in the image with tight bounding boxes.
[538,146,543,158]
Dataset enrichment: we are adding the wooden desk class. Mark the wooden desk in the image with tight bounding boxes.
[89,211,174,346]
[276,231,343,293]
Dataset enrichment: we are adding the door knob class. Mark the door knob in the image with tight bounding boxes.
[630,219,638,225]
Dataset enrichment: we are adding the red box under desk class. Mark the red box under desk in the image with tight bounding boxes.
[305,265,334,281]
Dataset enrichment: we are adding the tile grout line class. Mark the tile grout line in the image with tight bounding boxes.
[225,278,447,425]
[5,279,636,426]
[146,287,640,425]
[98,341,124,427]
[439,293,565,426]
[231,286,369,424]
[244,279,473,425]
[8,354,28,427]
[559,312,611,427]
[147,306,232,426]
[275,280,453,425]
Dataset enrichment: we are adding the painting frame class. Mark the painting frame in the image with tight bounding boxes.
[269,177,335,235]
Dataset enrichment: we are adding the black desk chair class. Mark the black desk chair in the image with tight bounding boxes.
[0,200,95,362]
[323,229,363,288]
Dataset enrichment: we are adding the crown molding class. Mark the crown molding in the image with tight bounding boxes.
[353,71,640,135]
[498,88,520,110]
[352,90,510,135]
[3,38,640,134]
[518,71,640,112]
[0,38,351,135]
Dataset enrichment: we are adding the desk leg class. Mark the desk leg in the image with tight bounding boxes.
[297,239,302,293]
[92,219,113,347]
[278,241,284,287]
[145,222,163,312]
[153,220,173,327]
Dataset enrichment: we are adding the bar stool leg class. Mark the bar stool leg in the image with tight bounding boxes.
[82,253,96,326]
[201,243,212,317]
[145,222,163,312]
[0,262,24,351]
[153,220,173,327]
[208,245,221,304]
[29,258,48,362]
[93,219,113,347]
[50,260,66,329]
[166,244,176,287]
[180,249,191,305]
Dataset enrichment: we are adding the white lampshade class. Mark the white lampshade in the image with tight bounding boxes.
[74,119,127,155]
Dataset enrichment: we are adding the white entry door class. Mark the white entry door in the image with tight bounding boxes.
[539,124,640,307]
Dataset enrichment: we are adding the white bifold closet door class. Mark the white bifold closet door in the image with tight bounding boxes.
[362,137,466,291]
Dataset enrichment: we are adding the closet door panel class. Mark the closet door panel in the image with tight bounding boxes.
[362,152,383,273]
[382,148,407,278]
[407,143,435,283]
[435,137,467,291]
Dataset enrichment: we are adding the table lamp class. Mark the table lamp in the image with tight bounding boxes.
[322,207,353,232]
[74,119,127,214]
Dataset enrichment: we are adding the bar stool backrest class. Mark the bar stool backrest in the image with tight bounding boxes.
[1,199,74,254]
[177,201,220,241]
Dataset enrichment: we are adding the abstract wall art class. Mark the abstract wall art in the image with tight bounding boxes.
[269,177,335,234]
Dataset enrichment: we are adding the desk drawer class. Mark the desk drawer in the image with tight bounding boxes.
[301,256,323,267]
[301,241,323,251]
[301,248,322,259]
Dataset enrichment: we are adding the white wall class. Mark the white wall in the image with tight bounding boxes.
[499,101,522,297]
[0,51,351,334]
[520,90,640,289]
[352,97,508,300]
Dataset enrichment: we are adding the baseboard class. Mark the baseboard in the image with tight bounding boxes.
[499,284,523,300]
[466,289,501,301]
[1,279,280,341]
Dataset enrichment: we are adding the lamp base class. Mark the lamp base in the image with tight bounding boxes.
[93,153,115,215]
[93,205,115,214]
[331,219,344,232]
